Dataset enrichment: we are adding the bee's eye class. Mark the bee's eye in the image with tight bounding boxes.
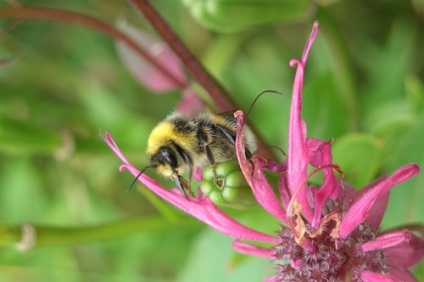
[157,147,178,169]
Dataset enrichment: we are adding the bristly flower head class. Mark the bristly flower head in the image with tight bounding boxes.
[103,22,424,281]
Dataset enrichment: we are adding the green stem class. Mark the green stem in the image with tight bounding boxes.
[0,217,199,249]
[129,0,276,159]
[129,0,236,113]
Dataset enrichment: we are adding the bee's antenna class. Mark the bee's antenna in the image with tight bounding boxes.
[126,166,153,194]
[245,90,283,121]
[266,145,287,157]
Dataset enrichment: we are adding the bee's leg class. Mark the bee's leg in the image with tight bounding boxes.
[205,148,221,188]
[187,166,194,197]
[172,173,190,199]
[205,144,217,176]
[203,144,228,189]
[198,130,218,182]
[174,145,194,197]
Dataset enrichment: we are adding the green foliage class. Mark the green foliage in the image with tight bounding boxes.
[181,0,311,33]
[332,134,382,188]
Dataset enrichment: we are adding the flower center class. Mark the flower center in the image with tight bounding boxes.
[273,204,388,281]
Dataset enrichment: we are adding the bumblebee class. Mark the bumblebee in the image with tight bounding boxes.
[145,112,256,196]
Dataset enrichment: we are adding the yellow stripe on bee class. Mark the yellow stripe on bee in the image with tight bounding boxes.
[146,121,197,156]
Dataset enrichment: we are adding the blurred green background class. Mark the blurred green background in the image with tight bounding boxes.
[1,0,424,281]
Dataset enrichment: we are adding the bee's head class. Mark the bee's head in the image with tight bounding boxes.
[126,147,179,194]
[150,146,179,178]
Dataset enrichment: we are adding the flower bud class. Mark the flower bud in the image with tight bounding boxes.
[201,160,257,208]
[201,160,279,209]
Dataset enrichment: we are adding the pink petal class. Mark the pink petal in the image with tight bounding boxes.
[364,190,389,228]
[175,88,205,117]
[193,167,203,182]
[286,22,319,222]
[362,230,412,252]
[232,240,275,258]
[234,111,288,224]
[384,232,424,267]
[306,139,340,227]
[278,173,291,209]
[301,21,319,64]
[361,270,405,282]
[351,174,389,228]
[101,130,132,164]
[287,59,309,217]
[116,20,186,92]
[388,268,418,282]
[339,164,420,239]
[102,131,279,244]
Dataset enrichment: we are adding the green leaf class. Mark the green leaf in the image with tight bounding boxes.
[382,113,424,228]
[303,71,350,140]
[0,158,48,223]
[181,0,311,33]
[332,134,382,188]
[367,105,415,165]
[361,20,416,115]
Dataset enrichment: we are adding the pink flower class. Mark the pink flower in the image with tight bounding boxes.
[103,22,424,281]
[116,20,204,116]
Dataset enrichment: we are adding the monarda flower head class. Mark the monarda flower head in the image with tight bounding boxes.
[103,22,424,281]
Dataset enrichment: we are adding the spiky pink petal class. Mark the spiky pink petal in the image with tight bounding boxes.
[232,240,275,258]
[102,131,279,244]
[339,164,420,239]
[286,22,319,222]
[234,111,288,224]
[277,175,291,208]
[360,270,406,282]
[388,269,418,282]
[363,191,389,229]
[362,230,412,252]
[193,167,203,182]
[306,139,340,227]
[385,233,424,267]
[350,175,390,228]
